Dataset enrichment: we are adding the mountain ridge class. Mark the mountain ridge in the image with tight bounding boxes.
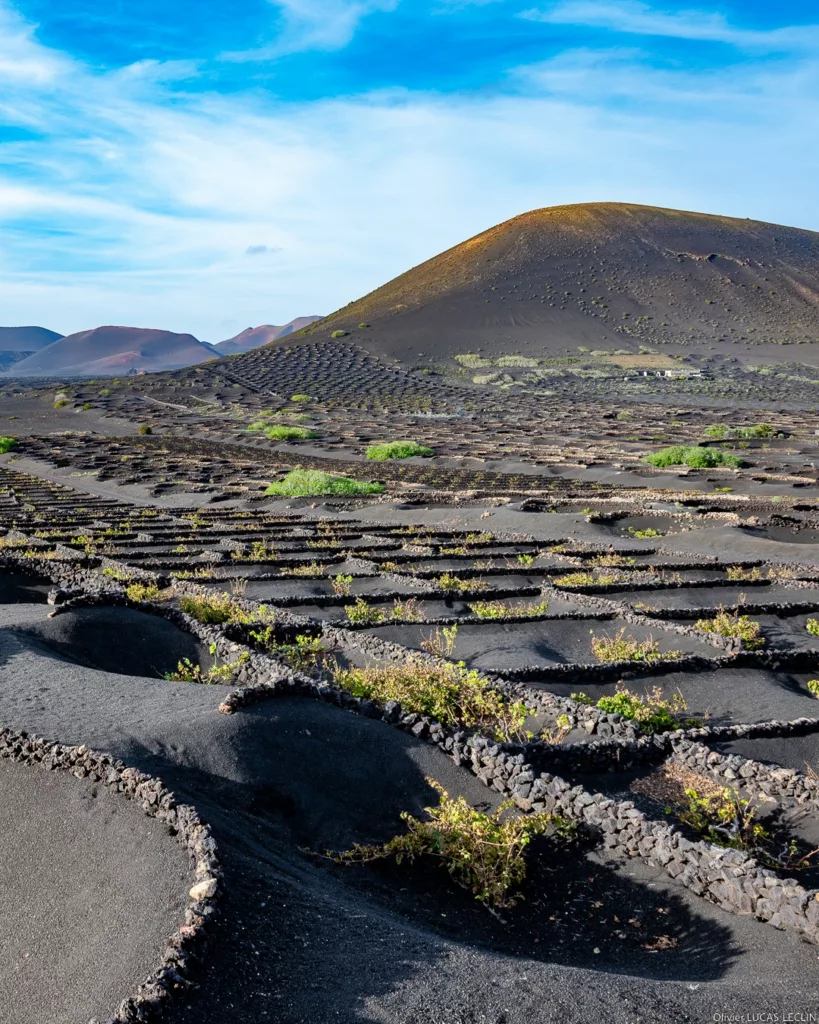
[305,202,819,365]
[8,326,216,376]
[214,317,322,356]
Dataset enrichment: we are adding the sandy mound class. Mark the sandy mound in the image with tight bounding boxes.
[14,605,209,679]
[0,757,187,1024]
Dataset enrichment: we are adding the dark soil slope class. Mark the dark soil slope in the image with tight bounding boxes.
[308,202,819,364]
[11,326,216,375]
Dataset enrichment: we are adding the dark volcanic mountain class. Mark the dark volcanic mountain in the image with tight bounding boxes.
[214,317,322,356]
[0,326,65,371]
[0,326,63,351]
[9,326,216,376]
[308,202,819,365]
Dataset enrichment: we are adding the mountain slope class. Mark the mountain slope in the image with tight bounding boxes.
[0,326,63,351]
[307,202,819,364]
[215,317,321,356]
[10,326,216,375]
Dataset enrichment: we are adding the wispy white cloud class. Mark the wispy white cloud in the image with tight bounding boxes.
[0,0,818,339]
[521,1,819,51]
[222,0,399,60]
[0,2,68,82]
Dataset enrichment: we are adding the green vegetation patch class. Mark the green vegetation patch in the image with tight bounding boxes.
[265,469,384,497]
[0,436,16,454]
[334,658,530,740]
[264,424,317,440]
[590,627,680,664]
[330,779,575,908]
[644,445,742,469]
[695,609,765,649]
[572,683,692,734]
[704,423,775,440]
[366,440,435,460]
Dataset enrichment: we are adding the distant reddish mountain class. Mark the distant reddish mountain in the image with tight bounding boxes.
[9,326,217,375]
[214,317,322,356]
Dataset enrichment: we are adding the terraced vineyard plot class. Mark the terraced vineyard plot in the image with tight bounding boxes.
[3,434,819,1022]
[366,618,711,675]
[617,584,817,615]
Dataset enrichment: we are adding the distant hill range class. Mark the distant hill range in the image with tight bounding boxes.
[0,326,64,371]
[7,326,217,376]
[0,317,321,375]
[214,318,322,356]
[307,202,819,365]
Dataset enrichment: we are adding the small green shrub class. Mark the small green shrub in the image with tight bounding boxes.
[553,571,617,587]
[366,441,434,460]
[330,779,575,908]
[645,445,741,469]
[590,627,680,664]
[590,553,635,567]
[138,424,152,435]
[421,624,459,658]
[726,566,762,581]
[694,609,765,649]
[677,786,818,870]
[264,425,317,440]
[289,393,311,402]
[806,680,819,698]
[0,436,16,454]
[331,573,354,596]
[54,399,69,409]
[126,582,169,603]
[281,561,327,576]
[330,330,347,338]
[806,619,819,637]
[177,592,268,625]
[165,652,250,685]
[265,470,384,497]
[572,683,690,733]
[334,659,531,740]
[436,572,489,594]
[469,599,550,619]
[345,597,387,625]
[250,627,326,669]
[391,597,422,621]
[627,526,664,539]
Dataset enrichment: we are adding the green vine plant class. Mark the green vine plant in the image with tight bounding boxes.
[165,651,250,684]
[469,599,550,620]
[333,658,532,742]
[249,627,327,670]
[675,787,819,872]
[178,592,274,626]
[328,779,576,909]
[590,627,681,664]
[391,597,423,621]
[331,573,354,596]
[436,573,490,594]
[421,624,459,658]
[694,606,765,649]
[345,597,387,625]
[572,683,697,734]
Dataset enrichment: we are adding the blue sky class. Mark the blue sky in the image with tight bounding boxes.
[0,0,817,339]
